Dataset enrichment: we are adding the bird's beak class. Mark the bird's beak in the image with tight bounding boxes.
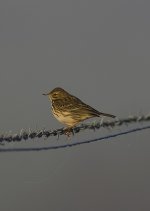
[42,93,49,96]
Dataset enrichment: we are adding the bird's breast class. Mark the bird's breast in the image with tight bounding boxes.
[51,105,78,126]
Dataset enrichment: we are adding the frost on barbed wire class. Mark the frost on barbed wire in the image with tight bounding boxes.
[0,114,150,143]
[0,125,150,152]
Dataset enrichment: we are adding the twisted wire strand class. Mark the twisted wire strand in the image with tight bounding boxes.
[0,114,150,143]
[0,124,149,152]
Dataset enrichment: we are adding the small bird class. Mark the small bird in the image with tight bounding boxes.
[43,87,115,136]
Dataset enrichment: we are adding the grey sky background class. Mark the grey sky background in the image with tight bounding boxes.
[0,0,150,210]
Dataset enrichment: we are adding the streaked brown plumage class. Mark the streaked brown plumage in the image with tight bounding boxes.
[43,87,115,136]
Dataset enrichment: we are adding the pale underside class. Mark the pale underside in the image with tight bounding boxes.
[51,106,96,127]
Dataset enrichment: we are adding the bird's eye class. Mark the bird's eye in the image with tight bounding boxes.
[53,93,57,97]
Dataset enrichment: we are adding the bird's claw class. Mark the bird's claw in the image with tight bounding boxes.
[63,128,74,138]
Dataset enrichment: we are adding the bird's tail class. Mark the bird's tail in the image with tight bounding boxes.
[99,112,116,118]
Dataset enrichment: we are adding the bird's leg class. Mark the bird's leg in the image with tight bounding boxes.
[63,127,74,138]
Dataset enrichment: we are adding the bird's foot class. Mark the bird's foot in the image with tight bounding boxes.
[63,127,74,138]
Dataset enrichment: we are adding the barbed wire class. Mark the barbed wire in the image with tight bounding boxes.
[0,124,149,152]
[0,114,150,144]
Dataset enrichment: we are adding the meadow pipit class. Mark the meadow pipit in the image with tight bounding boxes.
[43,87,115,136]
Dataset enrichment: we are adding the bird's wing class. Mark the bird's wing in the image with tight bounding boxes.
[67,96,101,116]
[67,96,115,118]
[54,96,115,118]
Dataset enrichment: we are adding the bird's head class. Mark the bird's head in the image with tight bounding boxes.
[43,87,69,100]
